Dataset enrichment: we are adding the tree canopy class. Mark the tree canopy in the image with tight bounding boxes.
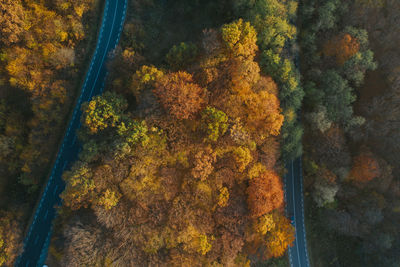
[55,18,293,266]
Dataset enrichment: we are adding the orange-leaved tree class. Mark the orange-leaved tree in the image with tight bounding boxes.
[243,90,284,136]
[246,171,284,217]
[349,149,380,183]
[323,33,360,65]
[153,71,207,120]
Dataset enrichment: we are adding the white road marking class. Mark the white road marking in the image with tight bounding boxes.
[89,0,119,99]
[16,1,128,265]
[292,161,301,266]
[299,159,311,266]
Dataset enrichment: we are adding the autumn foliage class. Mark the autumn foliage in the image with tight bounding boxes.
[221,18,258,59]
[248,211,295,259]
[264,213,295,258]
[154,71,206,119]
[0,1,98,265]
[0,211,22,266]
[56,18,291,266]
[247,171,284,217]
[242,90,284,136]
[349,149,381,183]
[323,33,360,65]
[0,0,96,191]
[0,0,25,45]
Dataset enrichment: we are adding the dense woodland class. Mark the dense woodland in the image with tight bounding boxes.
[1,0,399,266]
[48,0,303,266]
[300,0,400,266]
[0,0,98,265]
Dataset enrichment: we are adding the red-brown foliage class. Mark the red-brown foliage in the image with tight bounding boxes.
[323,33,360,65]
[246,171,284,218]
[350,149,381,183]
[153,71,207,119]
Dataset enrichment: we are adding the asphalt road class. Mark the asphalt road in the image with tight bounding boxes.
[285,158,311,267]
[15,0,127,266]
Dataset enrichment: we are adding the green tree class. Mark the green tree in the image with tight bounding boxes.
[317,0,340,30]
[166,42,198,70]
[201,106,228,142]
[61,162,95,210]
[303,81,324,108]
[282,122,303,160]
[78,139,103,163]
[117,119,149,146]
[320,70,356,123]
[342,50,377,86]
[243,0,296,52]
[131,65,164,98]
[305,105,332,133]
[81,91,127,134]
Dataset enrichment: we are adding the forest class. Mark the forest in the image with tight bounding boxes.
[47,0,302,266]
[299,0,400,266]
[0,0,99,265]
[1,0,399,266]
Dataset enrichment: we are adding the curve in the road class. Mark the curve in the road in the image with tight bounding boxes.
[15,1,127,266]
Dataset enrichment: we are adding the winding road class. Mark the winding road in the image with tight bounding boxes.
[15,0,127,266]
[285,158,311,267]
[14,1,311,266]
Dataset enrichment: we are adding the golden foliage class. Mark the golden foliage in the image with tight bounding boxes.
[264,213,295,258]
[96,189,120,210]
[221,19,258,59]
[217,187,230,207]
[233,146,253,172]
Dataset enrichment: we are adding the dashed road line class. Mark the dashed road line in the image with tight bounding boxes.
[88,0,119,100]
[299,159,311,266]
[291,161,301,266]
[16,1,128,265]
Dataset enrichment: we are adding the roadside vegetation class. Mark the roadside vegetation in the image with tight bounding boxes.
[48,0,302,266]
[300,0,400,266]
[4,0,398,266]
[0,0,100,265]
